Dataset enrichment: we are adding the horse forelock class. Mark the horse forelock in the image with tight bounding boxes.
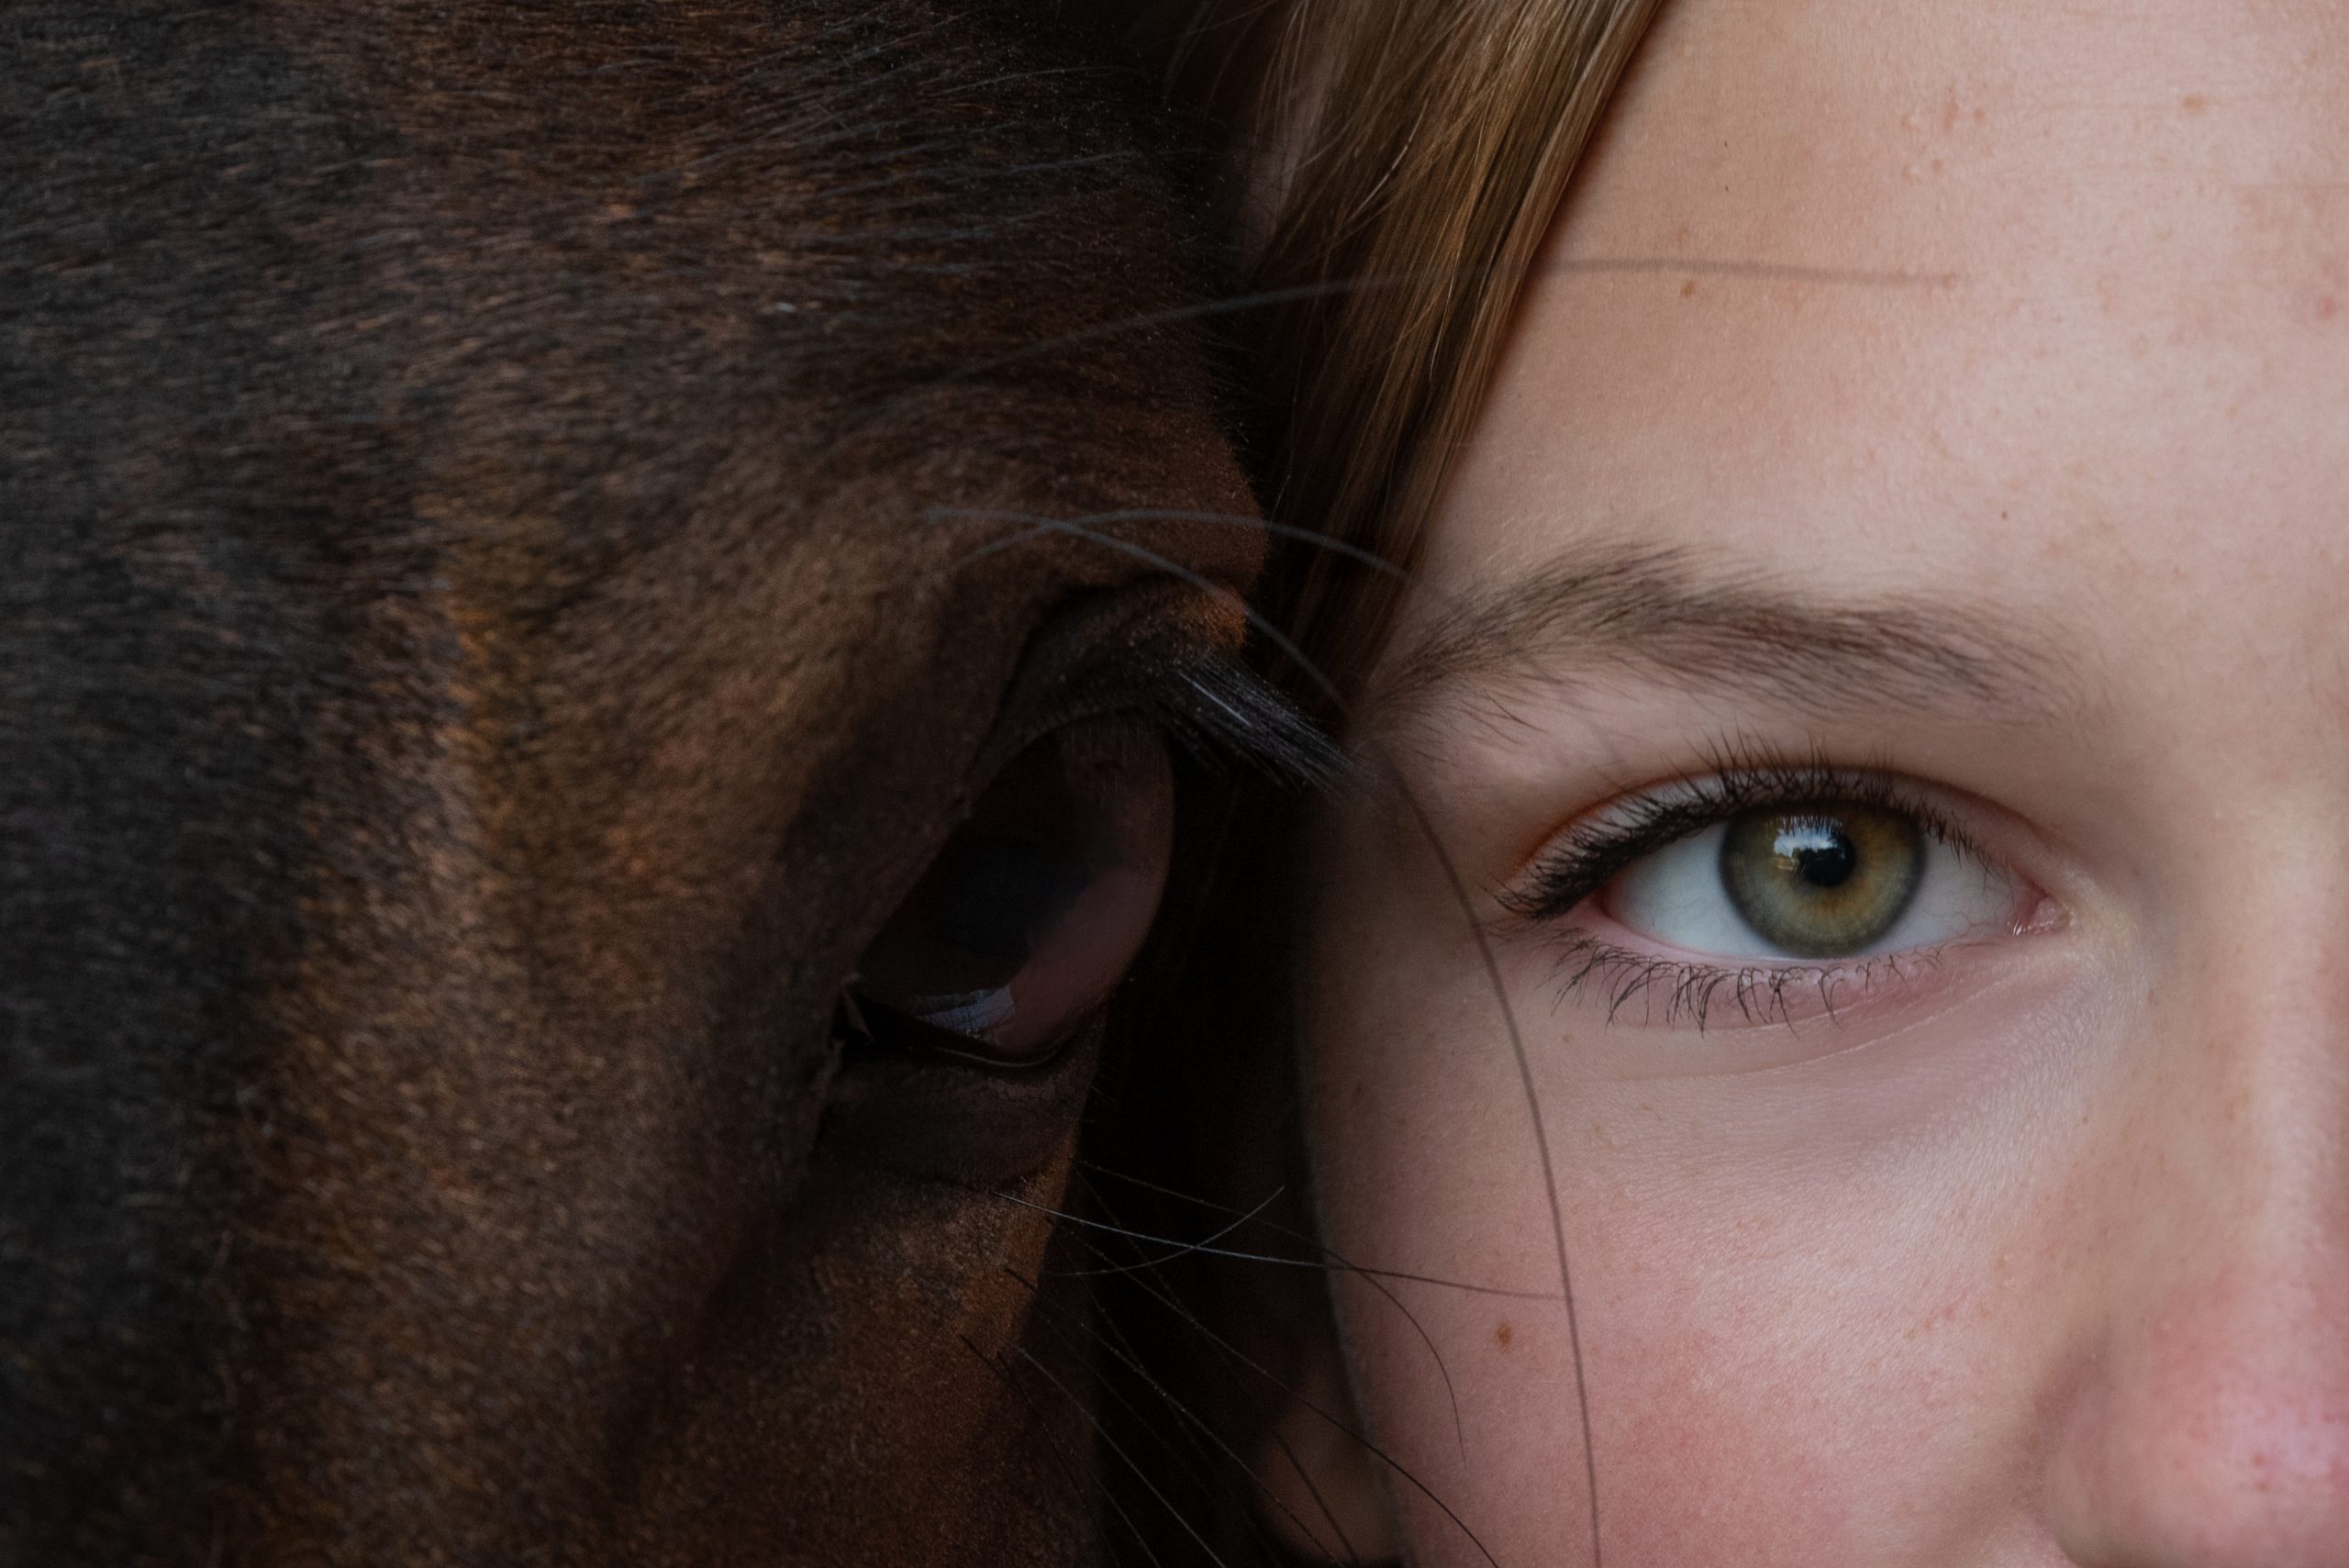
[2,3,1246,1560]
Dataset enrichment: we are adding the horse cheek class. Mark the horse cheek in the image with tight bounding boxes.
[617,1144,1099,1564]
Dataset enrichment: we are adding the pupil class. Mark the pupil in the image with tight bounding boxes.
[937,835,1092,962]
[1776,819,1858,890]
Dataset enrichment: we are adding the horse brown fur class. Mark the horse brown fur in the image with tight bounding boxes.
[0,4,1262,1562]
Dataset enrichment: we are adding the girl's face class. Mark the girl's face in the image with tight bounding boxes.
[1300,2,2349,1563]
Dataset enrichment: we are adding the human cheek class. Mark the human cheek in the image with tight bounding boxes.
[1570,1171,2060,1568]
[1304,859,2100,1565]
[1541,989,2110,1565]
[1305,1079,1898,1568]
[1286,928,1845,1562]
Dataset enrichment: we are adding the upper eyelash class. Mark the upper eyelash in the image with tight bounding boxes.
[1499,742,1982,927]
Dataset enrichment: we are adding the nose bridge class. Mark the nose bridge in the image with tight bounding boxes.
[2201,848,2349,1248]
[2146,822,2349,1250]
[2044,882,2349,1567]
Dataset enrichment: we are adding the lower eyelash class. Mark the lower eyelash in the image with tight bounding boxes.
[1544,931,1943,1031]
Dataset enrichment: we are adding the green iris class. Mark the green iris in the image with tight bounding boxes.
[1719,803,1925,958]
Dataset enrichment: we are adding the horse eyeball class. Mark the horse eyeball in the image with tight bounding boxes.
[848,716,1173,1066]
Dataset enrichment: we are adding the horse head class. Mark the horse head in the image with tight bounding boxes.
[1,4,1275,1560]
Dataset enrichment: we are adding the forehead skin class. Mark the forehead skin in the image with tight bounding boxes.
[1316,2,2349,1565]
[1420,0,2349,705]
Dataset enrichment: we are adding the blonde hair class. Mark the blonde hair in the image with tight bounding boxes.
[1175,0,1669,695]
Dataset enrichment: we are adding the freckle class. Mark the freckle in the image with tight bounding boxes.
[2180,93,2208,115]
[1931,158,1943,173]
[1680,279,1698,298]
[1495,1320,1514,1351]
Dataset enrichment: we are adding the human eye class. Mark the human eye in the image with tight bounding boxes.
[1500,751,2052,1029]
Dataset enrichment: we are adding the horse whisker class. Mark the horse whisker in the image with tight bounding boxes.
[1008,1262,1358,1567]
[1261,1414,1364,1568]
[913,510,1347,709]
[1075,1168,1470,1463]
[985,1185,1558,1302]
[1043,1184,1286,1278]
[1070,1223,1508,1568]
[926,505,1409,581]
[955,1329,1173,1568]
[1003,1338,1240,1568]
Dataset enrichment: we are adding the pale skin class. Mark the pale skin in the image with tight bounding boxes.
[1278,2,2349,1564]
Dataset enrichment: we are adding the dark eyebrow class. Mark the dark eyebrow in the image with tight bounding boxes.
[1370,544,2083,727]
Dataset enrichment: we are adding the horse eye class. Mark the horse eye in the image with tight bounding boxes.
[845,716,1174,1067]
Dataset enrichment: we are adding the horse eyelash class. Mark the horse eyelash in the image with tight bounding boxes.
[1140,650,1343,790]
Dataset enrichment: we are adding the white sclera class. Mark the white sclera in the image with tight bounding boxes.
[1607,818,2019,962]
